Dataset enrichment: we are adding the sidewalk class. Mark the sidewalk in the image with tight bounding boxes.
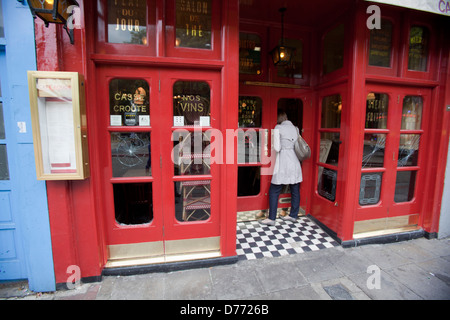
[1,237,449,300]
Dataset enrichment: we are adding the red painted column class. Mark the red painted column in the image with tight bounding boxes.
[34,2,103,284]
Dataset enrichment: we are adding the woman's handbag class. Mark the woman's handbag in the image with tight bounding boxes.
[294,127,311,162]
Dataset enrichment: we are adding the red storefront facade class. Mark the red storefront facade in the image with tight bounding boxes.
[32,0,450,286]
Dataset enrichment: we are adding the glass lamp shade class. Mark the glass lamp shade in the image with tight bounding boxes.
[270,45,294,66]
[28,0,79,25]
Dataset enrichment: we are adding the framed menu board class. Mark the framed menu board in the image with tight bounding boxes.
[27,71,89,180]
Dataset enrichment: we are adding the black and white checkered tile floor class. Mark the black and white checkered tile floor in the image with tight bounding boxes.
[236,216,339,261]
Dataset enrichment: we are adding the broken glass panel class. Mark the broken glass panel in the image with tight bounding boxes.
[362,133,386,168]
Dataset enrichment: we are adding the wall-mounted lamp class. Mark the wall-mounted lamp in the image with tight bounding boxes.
[28,0,79,45]
[270,7,294,66]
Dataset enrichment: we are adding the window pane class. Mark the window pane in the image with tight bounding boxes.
[394,171,416,202]
[0,1,4,38]
[323,24,344,75]
[366,93,388,129]
[408,26,429,71]
[239,33,262,75]
[173,81,210,126]
[318,167,337,201]
[368,19,392,68]
[238,166,260,196]
[239,96,262,128]
[278,98,303,131]
[0,144,10,180]
[111,132,151,177]
[107,0,147,45]
[109,79,150,126]
[0,68,2,97]
[0,102,5,139]
[359,172,382,205]
[319,132,340,166]
[113,183,153,225]
[362,133,386,168]
[277,38,303,79]
[173,130,210,175]
[237,129,261,164]
[402,96,422,130]
[175,180,211,222]
[321,94,342,129]
[398,134,420,167]
[175,0,212,49]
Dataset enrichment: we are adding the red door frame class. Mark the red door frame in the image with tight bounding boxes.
[236,85,313,213]
[236,84,270,212]
[310,84,348,234]
[95,65,221,250]
[160,68,221,241]
[356,84,431,224]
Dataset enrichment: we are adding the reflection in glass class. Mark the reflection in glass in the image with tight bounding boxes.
[0,102,5,139]
[114,183,152,225]
[109,79,150,126]
[366,93,388,129]
[319,132,340,165]
[111,132,151,177]
[0,144,9,180]
[0,1,4,38]
[238,166,260,196]
[321,95,342,129]
[175,181,211,222]
[175,0,212,49]
[239,33,262,75]
[277,38,303,79]
[359,172,382,205]
[318,166,337,201]
[394,171,416,202]
[408,26,429,71]
[323,24,344,75]
[402,96,422,130]
[173,130,210,175]
[239,96,262,128]
[237,129,261,164]
[173,81,210,126]
[107,0,147,45]
[362,133,386,168]
[398,134,420,167]
[368,19,392,68]
[278,98,302,131]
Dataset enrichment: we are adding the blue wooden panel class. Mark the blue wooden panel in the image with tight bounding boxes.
[0,191,11,222]
[0,229,16,259]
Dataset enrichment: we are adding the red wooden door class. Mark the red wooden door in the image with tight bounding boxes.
[311,85,347,232]
[355,84,431,233]
[236,85,270,212]
[236,85,307,215]
[270,88,305,210]
[96,66,221,264]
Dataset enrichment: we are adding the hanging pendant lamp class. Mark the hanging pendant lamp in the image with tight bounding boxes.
[270,7,294,66]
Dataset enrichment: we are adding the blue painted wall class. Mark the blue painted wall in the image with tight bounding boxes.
[0,0,55,292]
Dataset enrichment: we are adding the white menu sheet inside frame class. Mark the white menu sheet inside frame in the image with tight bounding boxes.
[45,101,76,171]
